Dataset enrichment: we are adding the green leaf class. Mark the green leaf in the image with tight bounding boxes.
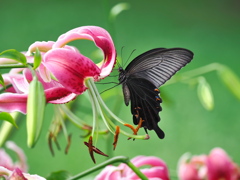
[218,65,240,100]
[0,74,5,88]
[0,112,20,147]
[46,170,71,180]
[109,3,130,21]
[197,77,214,110]
[0,49,27,65]
[33,48,42,70]
[26,77,46,148]
[0,112,18,128]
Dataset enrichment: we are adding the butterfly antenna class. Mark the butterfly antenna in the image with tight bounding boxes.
[100,83,120,94]
[96,82,119,85]
[123,49,136,68]
[115,46,125,69]
[107,74,119,77]
[120,46,125,67]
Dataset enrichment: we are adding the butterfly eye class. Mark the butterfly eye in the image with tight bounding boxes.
[118,67,123,72]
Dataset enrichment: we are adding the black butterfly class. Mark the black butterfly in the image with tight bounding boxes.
[118,48,194,139]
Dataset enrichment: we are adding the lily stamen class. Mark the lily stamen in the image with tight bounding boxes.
[113,126,120,150]
[84,136,108,164]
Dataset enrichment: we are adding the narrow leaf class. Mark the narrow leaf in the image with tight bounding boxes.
[197,77,214,110]
[26,77,46,148]
[218,65,240,100]
[0,112,18,128]
[0,112,20,147]
[46,170,71,180]
[0,74,5,88]
[109,3,130,21]
[33,48,42,70]
[0,49,27,65]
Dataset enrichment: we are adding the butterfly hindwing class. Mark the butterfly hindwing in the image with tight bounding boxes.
[123,76,165,139]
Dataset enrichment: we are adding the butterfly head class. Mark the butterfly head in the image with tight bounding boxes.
[118,67,127,83]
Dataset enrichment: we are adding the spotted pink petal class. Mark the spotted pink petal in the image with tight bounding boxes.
[23,68,77,103]
[53,26,116,78]
[44,48,100,94]
[45,87,76,104]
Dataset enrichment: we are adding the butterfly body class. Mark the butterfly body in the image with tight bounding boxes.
[118,48,194,139]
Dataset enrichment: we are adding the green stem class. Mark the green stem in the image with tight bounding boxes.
[59,104,90,128]
[0,64,28,69]
[126,161,148,180]
[166,63,222,85]
[86,78,115,134]
[88,78,148,139]
[67,156,148,180]
[0,84,12,93]
[90,79,125,125]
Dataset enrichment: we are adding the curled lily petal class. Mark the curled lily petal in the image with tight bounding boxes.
[5,141,28,172]
[0,149,14,170]
[44,48,101,94]
[0,58,18,65]
[131,156,168,167]
[95,166,121,180]
[53,26,116,78]
[0,93,28,113]
[129,167,168,179]
[26,41,55,55]
[0,70,77,114]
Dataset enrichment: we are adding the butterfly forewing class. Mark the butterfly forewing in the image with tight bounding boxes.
[125,48,193,87]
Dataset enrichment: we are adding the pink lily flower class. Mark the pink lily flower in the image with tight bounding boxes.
[0,141,45,179]
[178,148,240,180]
[178,153,207,180]
[0,141,27,172]
[0,167,46,180]
[95,156,170,180]
[207,148,240,180]
[0,26,116,114]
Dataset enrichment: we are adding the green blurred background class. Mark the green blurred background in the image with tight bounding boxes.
[0,0,240,179]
